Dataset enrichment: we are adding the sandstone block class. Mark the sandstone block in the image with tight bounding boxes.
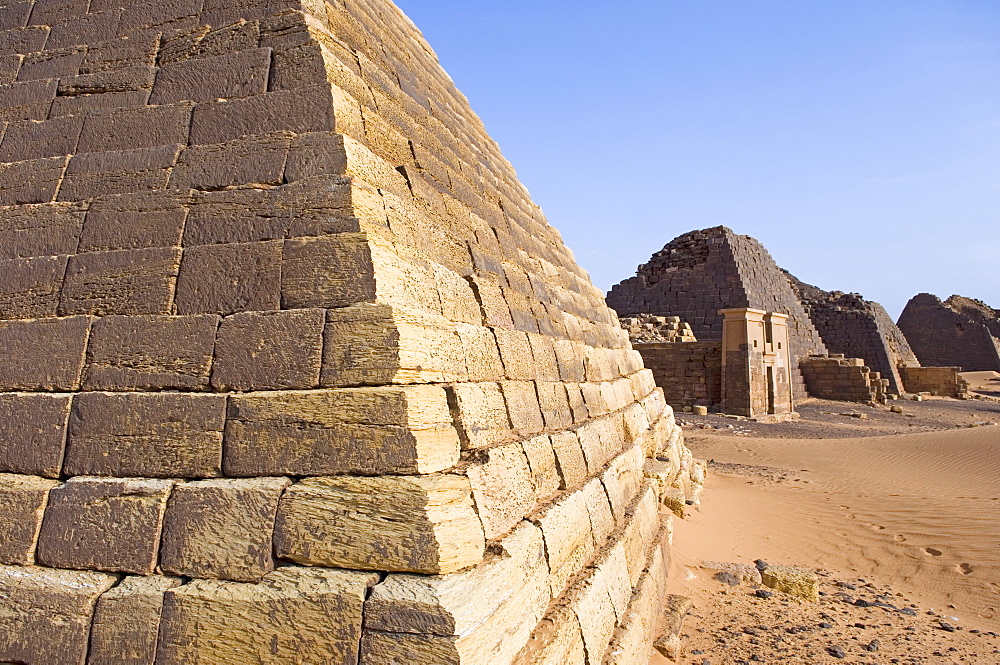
[46,10,121,49]
[83,314,219,390]
[499,380,545,436]
[552,338,586,383]
[150,47,271,104]
[576,415,620,474]
[653,594,694,661]
[549,430,588,489]
[0,393,71,477]
[322,303,464,387]
[0,201,85,260]
[534,487,595,596]
[189,86,335,145]
[28,0,89,26]
[224,386,461,476]
[760,564,819,601]
[49,89,151,117]
[446,382,512,450]
[58,143,181,200]
[493,328,534,380]
[275,474,484,574]
[0,114,83,162]
[64,392,226,478]
[535,381,573,429]
[60,247,181,316]
[80,32,160,74]
[212,309,324,391]
[78,103,192,154]
[609,544,668,664]
[516,606,587,665]
[0,474,60,565]
[159,477,290,582]
[0,316,92,391]
[522,434,561,502]
[36,477,174,574]
[0,154,67,205]
[57,65,155,96]
[0,3,31,32]
[456,323,504,382]
[174,240,282,315]
[466,442,535,540]
[569,563,620,664]
[170,131,292,190]
[362,521,550,664]
[87,575,183,665]
[281,233,376,308]
[600,444,645,522]
[582,477,616,548]
[620,485,661,586]
[0,565,117,665]
[0,78,55,122]
[0,53,21,85]
[0,254,67,318]
[104,224,190,286]
[156,567,377,665]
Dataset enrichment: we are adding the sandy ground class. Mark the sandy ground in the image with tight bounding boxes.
[651,373,1000,664]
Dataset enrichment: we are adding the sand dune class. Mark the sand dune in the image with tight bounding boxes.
[673,425,1000,630]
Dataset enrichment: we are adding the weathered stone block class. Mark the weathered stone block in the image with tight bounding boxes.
[46,10,121,49]
[156,567,376,665]
[275,474,484,574]
[456,322,505,381]
[447,381,513,450]
[0,115,83,162]
[83,314,219,390]
[535,381,573,429]
[159,477,290,582]
[493,328,534,380]
[224,386,461,476]
[0,474,60,565]
[36,477,174,574]
[57,65,155,96]
[59,247,181,316]
[0,565,117,665]
[0,201,85,260]
[63,392,226,478]
[0,78,55,122]
[0,254,67,318]
[49,89,151,117]
[361,522,550,664]
[150,47,271,104]
[76,184,188,252]
[174,240,282,315]
[0,316,92,391]
[212,309,323,391]
[499,380,545,436]
[87,575,183,665]
[0,3,31,32]
[189,86,334,145]
[170,131,292,190]
[549,430,588,489]
[77,103,192,154]
[760,564,819,601]
[80,32,159,74]
[281,232,376,308]
[466,442,535,540]
[58,143,181,200]
[533,488,595,596]
[0,154,67,205]
[0,393,71,477]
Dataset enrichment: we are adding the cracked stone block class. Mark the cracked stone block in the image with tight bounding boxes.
[275,474,484,574]
[155,567,377,665]
[159,477,290,582]
[0,393,71,477]
[0,316,93,391]
[87,575,182,665]
[0,474,60,565]
[0,564,117,665]
[36,476,175,574]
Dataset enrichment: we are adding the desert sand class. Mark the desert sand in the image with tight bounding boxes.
[653,374,1000,663]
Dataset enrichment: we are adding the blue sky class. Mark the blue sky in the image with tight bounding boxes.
[394,1,1000,318]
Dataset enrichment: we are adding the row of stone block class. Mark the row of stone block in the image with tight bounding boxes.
[0,375,662,480]
[0,482,670,665]
[0,404,676,583]
[0,306,640,391]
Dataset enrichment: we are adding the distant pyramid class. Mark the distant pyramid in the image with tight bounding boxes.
[784,273,918,395]
[607,226,827,398]
[898,294,1000,371]
[0,0,698,662]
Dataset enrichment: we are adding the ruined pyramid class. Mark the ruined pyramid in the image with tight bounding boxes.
[606,226,828,398]
[0,0,699,663]
[898,293,1000,372]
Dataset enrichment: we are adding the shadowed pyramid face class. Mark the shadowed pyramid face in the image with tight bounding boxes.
[0,0,698,662]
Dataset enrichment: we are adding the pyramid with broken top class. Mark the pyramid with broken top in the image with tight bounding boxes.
[0,0,701,662]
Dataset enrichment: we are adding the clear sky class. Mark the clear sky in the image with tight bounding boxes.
[394,1,1000,318]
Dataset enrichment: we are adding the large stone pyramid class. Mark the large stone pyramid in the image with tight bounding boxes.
[0,0,697,663]
[898,293,1000,372]
[606,226,827,398]
[785,273,919,395]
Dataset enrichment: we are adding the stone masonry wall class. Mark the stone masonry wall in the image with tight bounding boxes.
[632,342,722,409]
[785,273,918,395]
[897,294,1000,372]
[0,0,699,662]
[799,355,888,404]
[900,366,969,399]
[606,226,827,400]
